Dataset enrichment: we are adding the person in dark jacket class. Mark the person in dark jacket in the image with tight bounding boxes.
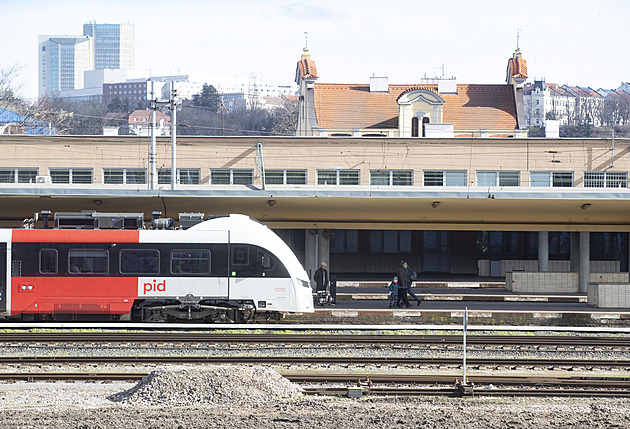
[388,276,399,308]
[396,260,412,307]
[313,262,331,305]
[406,265,421,306]
[314,262,329,291]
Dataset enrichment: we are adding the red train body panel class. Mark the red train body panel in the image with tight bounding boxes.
[12,277,137,315]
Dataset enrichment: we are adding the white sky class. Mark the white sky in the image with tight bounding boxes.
[2,0,628,100]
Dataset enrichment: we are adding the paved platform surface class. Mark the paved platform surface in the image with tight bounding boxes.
[334,286,587,303]
[303,281,630,325]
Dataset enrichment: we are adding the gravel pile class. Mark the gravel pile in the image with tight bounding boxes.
[109,365,302,406]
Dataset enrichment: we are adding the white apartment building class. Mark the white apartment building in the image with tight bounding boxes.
[38,35,94,98]
[524,80,605,127]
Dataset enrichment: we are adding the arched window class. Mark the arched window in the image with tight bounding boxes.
[422,117,430,137]
[411,117,419,137]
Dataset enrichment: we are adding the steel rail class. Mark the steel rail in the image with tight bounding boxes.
[0,332,629,347]
[0,372,628,397]
[1,355,629,367]
[302,387,630,398]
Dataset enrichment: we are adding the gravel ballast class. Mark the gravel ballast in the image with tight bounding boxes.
[0,387,629,428]
[110,365,302,406]
[0,366,628,428]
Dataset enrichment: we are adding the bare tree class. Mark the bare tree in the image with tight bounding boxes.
[271,99,298,135]
[0,64,24,111]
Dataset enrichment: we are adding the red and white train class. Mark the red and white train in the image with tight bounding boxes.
[0,211,314,323]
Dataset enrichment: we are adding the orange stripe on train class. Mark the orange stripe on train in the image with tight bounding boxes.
[12,229,140,243]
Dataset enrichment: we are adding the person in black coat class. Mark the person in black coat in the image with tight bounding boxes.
[313,262,329,292]
[396,260,412,307]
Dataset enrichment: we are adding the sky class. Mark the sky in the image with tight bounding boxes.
[1,0,629,100]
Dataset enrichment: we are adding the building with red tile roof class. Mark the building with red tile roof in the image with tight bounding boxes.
[507,48,528,84]
[523,80,608,127]
[295,50,527,138]
[128,109,171,137]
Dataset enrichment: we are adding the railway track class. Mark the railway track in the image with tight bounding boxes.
[1,371,628,398]
[1,355,629,368]
[0,332,629,348]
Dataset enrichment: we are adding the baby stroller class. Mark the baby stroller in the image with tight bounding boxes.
[316,288,331,306]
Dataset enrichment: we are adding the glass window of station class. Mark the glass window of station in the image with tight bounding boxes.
[265,169,307,185]
[317,170,360,185]
[209,169,254,185]
[530,171,573,187]
[0,168,38,184]
[370,170,413,186]
[423,170,466,186]
[49,168,93,184]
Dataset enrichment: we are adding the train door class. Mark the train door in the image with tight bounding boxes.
[0,242,6,313]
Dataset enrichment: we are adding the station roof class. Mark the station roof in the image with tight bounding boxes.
[0,185,629,232]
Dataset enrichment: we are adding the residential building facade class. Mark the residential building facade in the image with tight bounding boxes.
[523,80,613,127]
[128,109,171,136]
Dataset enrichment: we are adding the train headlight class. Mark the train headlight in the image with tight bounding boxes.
[27,285,34,291]
[300,280,310,289]
[20,285,27,291]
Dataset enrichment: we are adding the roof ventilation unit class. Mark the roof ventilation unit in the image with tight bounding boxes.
[150,211,175,230]
[179,212,205,229]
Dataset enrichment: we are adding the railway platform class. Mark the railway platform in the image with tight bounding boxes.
[297,280,630,327]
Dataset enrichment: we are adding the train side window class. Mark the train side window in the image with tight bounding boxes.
[39,248,58,274]
[257,250,276,271]
[232,246,249,265]
[68,249,108,274]
[171,249,210,275]
[120,249,159,275]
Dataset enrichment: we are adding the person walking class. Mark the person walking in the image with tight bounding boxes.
[406,264,421,306]
[396,260,412,307]
[388,276,399,308]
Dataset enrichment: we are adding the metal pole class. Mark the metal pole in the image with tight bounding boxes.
[463,307,468,385]
[256,141,265,190]
[149,80,157,190]
[611,112,615,169]
[170,81,177,190]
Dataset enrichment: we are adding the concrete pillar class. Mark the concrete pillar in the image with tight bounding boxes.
[538,231,549,272]
[318,231,331,274]
[304,229,331,290]
[304,230,318,290]
[570,232,580,272]
[579,231,590,294]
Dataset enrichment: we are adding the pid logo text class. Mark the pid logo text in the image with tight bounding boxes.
[143,279,166,294]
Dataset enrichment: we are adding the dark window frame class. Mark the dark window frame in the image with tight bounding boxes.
[170,249,210,275]
[39,248,58,274]
[119,249,160,275]
[68,249,109,275]
[231,246,250,266]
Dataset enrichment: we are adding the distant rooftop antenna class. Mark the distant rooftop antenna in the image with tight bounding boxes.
[516,27,522,51]
[432,64,447,79]
[304,31,308,50]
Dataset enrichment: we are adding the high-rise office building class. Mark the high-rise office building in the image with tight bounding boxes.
[82,22,134,70]
[38,35,94,98]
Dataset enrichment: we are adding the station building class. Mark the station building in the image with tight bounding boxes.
[0,134,629,307]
